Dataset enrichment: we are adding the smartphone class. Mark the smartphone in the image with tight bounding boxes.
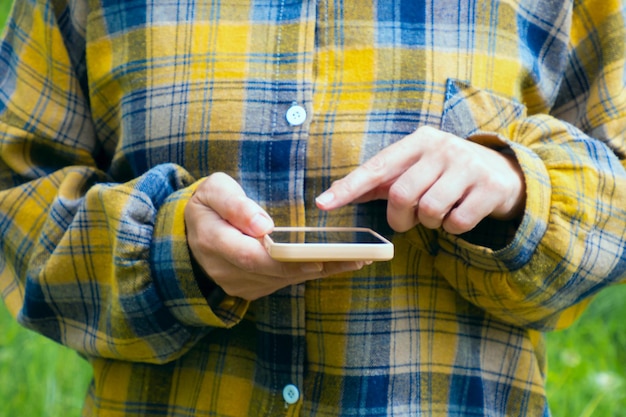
[264,226,394,262]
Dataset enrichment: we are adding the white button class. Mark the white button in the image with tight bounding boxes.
[285,105,307,126]
[282,384,300,405]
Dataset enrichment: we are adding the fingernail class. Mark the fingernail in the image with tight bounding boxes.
[315,191,334,207]
[250,213,273,235]
[301,262,324,273]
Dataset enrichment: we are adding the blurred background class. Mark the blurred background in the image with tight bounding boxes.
[0,1,625,416]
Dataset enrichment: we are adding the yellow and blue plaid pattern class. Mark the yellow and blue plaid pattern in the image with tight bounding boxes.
[1,0,626,415]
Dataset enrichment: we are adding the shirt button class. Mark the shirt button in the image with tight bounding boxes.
[282,384,300,405]
[285,104,307,126]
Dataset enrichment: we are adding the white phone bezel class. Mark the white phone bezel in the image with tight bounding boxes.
[263,226,394,262]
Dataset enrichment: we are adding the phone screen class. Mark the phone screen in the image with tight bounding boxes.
[265,227,394,261]
[268,229,387,245]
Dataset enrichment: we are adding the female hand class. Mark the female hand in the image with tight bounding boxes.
[316,126,526,234]
[185,173,366,300]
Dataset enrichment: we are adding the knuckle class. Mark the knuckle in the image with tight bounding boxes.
[418,196,444,219]
[332,177,356,196]
[204,172,228,190]
[363,154,387,177]
[387,182,413,207]
[222,193,248,219]
[416,202,446,230]
[444,210,479,234]
[417,125,453,146]
[415,125,438,136]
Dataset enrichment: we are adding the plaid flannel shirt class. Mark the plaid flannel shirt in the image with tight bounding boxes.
[1,0,626,415]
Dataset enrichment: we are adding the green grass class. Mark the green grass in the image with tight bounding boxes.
[545,285,626,416]
[0,304,92,417]
[1,1,625,415]
[0,0,12,33]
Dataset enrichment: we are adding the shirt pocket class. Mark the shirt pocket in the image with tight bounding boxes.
[397,79,530,256]
[440,79,527,142]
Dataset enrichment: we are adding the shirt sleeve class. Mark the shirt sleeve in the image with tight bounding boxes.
[436,0,626,331]
[0,0,248,364]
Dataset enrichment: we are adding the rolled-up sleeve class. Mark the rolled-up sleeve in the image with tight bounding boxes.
[0,0,248,365]
[436,0,626,331]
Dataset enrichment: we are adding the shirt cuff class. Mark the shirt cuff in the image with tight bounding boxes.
[151,179,250,329]
[439,135,551,271]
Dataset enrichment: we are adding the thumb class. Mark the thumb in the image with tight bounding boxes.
[192,173,274,237]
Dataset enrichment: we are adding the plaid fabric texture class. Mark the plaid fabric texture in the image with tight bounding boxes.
[1,0,626,415]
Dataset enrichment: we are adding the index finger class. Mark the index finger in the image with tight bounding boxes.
[315,130,427,210]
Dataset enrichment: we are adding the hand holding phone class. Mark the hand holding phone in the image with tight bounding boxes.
[264,226,394,262]
[187,175,374,300]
